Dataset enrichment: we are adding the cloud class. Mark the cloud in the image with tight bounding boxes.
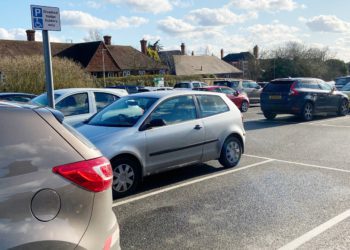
[172,0,194,8]
[246,23,301,44]
[187,8,258,26]
[304,15,350,33]
[0,28,27,40]
[87,1,102,9]
[107,0,172,14]
[158,16,195,34]
[61,11,148,29]
[228,0,303,12]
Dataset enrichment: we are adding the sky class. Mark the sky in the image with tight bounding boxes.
[1,0,350,61]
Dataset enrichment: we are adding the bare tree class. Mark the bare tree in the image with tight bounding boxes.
[83,29,102,42]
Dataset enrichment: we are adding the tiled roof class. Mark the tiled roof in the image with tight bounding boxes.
[107,45,167,70]
[173,55,242,76]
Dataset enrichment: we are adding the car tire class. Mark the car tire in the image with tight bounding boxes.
[219,136,242,168]
[263,111,276,120]
[301,102,314,121]
[240,101,249,112]
[337,99,349,116]
[111,157,142,199]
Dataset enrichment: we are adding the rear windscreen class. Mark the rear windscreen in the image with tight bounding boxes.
[264,81,294,92]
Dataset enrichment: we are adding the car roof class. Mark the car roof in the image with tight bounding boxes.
[272,77,323,81]
[128,89,224,99]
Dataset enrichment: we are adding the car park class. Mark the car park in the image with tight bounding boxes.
[0,101,120,250]
[260,77,349,121]
[193,86,250,112]
[213,79,262,104]
[0,92,36,103]
[31,88,128,126]
[173,81,208,89]
[77,91,245,198]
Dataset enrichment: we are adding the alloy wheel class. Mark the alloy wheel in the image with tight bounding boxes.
[304,103,313,121]
[226,141,241,165]
[113,164,135,193]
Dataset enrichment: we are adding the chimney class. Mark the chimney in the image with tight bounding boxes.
[191,51,194,56]
[26,30,35,42]
[181,43,186,55]
[103,35,111,45]
[220,49,224,59]
[253,45,259,59]
[140,39,147,55]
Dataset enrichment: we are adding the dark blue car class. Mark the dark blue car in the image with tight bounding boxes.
[260,78,349,121]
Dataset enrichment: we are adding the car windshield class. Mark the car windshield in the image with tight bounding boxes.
[31,93,62,106]
[88,96,158,127]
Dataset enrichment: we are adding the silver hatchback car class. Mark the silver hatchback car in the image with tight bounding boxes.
[77,91,246,198]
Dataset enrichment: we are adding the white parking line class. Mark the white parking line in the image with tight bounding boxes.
[308,116,349,125]
[244,154,350,174]
[112,159,273,207]
[308,123,350,128]
[278,209,350,250]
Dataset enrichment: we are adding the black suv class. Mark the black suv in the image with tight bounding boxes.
[260,78,349,121]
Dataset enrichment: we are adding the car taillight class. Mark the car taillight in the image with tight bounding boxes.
[289,82,299,96]
[103,235,113,250]
[53,157,113,192]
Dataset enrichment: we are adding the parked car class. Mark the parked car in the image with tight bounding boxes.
[340,82,350,105]
[31,88,128,126]
[213,79,262,104]
[77,91,245,198]
[193,86,250,112]
[257,82,269,88]
[173,81,208,89]
[0,101,120,249]
[0,92,36,103]
[260,78,349,121]
[335,76,350,90]
[107,85,149,94]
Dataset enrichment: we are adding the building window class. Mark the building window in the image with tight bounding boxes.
[92,72,98,78]
[107,72,114,78]
[123,71,130,77]
[139,70,146,75]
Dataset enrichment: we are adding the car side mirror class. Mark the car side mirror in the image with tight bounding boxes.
[255,85,261,90]
[233,90,239,96]
[140,118,166,131]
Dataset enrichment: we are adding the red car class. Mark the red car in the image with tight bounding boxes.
[194,86,250,112]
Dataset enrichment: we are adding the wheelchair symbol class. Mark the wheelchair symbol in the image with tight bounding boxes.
[34,18,43,29]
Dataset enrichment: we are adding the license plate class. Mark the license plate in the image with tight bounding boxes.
[269,95,282,100]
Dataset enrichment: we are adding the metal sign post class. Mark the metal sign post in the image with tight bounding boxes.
[31,5,61,108]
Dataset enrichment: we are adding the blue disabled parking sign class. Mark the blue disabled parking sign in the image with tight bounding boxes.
[30,5,61,31]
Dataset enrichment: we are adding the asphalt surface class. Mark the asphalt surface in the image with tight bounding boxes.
[113,105,350,250]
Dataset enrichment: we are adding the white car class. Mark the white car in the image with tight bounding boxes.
[32,88,128,126]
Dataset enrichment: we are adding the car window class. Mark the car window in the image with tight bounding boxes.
[88,96,157,127]
[2,95,32,102]
[335,77,350,86]
[94,92,119,112]
[220,88,234,95]
[228,81,239,89]
[319,83,332,91]
[174,82,189,88]
[213,81,228,87]
[249,82,259,88]
[192,82,200,88]
[242,81,251,88]
[56,93,89,116]
[31,93,62,106]
[296,80,321,90]
[149,95,197,125]
[196,95,229,118]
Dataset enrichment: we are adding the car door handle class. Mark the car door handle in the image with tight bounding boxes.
[194,125,202,130]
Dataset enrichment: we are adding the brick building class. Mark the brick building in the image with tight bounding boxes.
[0,30,167,78]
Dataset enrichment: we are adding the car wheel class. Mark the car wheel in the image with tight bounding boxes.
[219,136,242,168]
[337,99,349,116]
[111,157,141,199]
[240,101,249,112]
[301,102,314,121]
[263,111,276,120]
